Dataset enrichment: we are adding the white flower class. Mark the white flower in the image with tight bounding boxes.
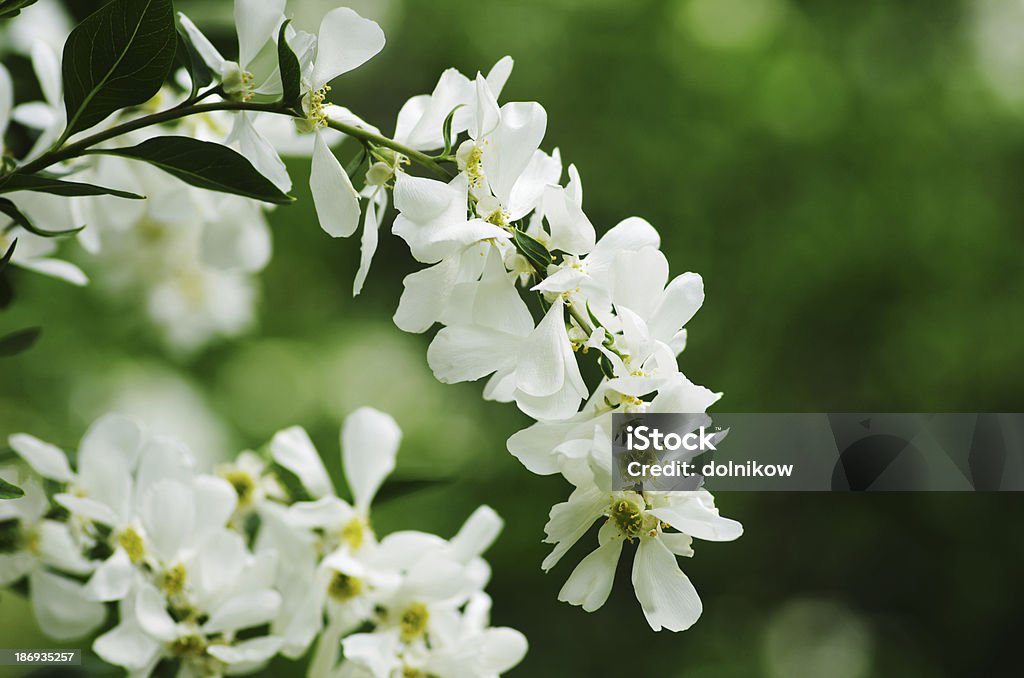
[393,57,513,152]
[425,248,588,420]
[455,76,558,226]
[291,7,385,240]
[9,43,65,162]
[0,191,88,285]
[0,464,104,640]
[546,484,741,632]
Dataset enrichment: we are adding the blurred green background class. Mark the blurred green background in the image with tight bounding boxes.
[3,0,1024,676]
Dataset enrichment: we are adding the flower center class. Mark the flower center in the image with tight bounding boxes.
[341,517,365,551]
[221,62,255,102]
[169,633,207,658]
[161,563,187,597]
[398,602,430,643]
[118,527,146,563]
[328,572,363,601]
[307,85,332,129]
[464,145,485,187]
[222,469,256,507]
[609,497,645,539]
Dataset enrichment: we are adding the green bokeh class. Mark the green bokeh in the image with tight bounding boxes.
[3,0,1024,676]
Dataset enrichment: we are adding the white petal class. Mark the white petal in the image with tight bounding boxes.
[311,131,361,237]
[30,569,106,640]
[469,73,501,140]
[352,190,380,296]
[203,590,281,634]
[192,476,237,542]
[342,408,400,513]
[588,216,661,274]
[55,494,119,526]
[133,436,194,506]
[177,12,226,71]
[0,552,34,586]
[506,420,577,476]
[270,426,333,499]
[632,537,702,632]
[610,248,669,320]
[541,486,606,571]
[34,520,93,575]
[229,112,291,193]
[543,167,595,255]
[312,8,385,88]
[485,56,514,98]
[392,256,460,333]
[86,549,134,601]
[477,627,528,674]
[558,538,622,611]
[235,0,285,67]
[484,102,547,206]
[449,505,503,562]
[515,298,568,397]
[207,636,283,665]
[14,257,88,286]
[93,619,162,671]
[649,502,743,542]
[648,272,704,344]
[141,480,195,562]
[30,42,61,106]
[0,64,12,134]
[7,433,73,481]
[135,583,178,641]
[427,326,519,384]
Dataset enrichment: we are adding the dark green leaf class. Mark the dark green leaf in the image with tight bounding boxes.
[0,173,144,199]
[62,0,177,136]
[277,20,302,111]
[0,0,39,20]
[176,18,214,99]
[513,228,553,272]
[0,477,25,500]
[441,104,464,159]
[0,326,41,357]
[0,239,14,273]
[89,137,292,204]
[345,145,368,181]
[0,197,84,237]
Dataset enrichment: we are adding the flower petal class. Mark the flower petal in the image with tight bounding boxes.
[342,407,400,513]
[7,433,73,482]
[632,537,702,632]
[558,537,622,612]
[235,0,285,67]
[270,426,332,499]
[312,8,385,88]
[30,569,106,640]
[310,131,361,237]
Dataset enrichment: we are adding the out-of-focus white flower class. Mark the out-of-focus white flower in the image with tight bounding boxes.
[9,43,65,161]
[0,464,104,640]
[0,0,72,56]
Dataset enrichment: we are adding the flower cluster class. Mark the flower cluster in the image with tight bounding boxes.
[0,409,525,676]
[370,63,745,632]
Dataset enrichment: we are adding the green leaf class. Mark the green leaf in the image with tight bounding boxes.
[0,326,41,357]
[0,239,14,273]
[0,477,24,500]
[0,173,144,199]
[62,0,177,137]
[176,18,214,99]
[440,104,464,159]
[0,0,39,20]
[513,228,553,272]
[89,137,293,204]
[277,20,302,111]
[0,197,84,237]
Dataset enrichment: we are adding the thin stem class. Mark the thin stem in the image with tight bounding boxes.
[14,100,454,181]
